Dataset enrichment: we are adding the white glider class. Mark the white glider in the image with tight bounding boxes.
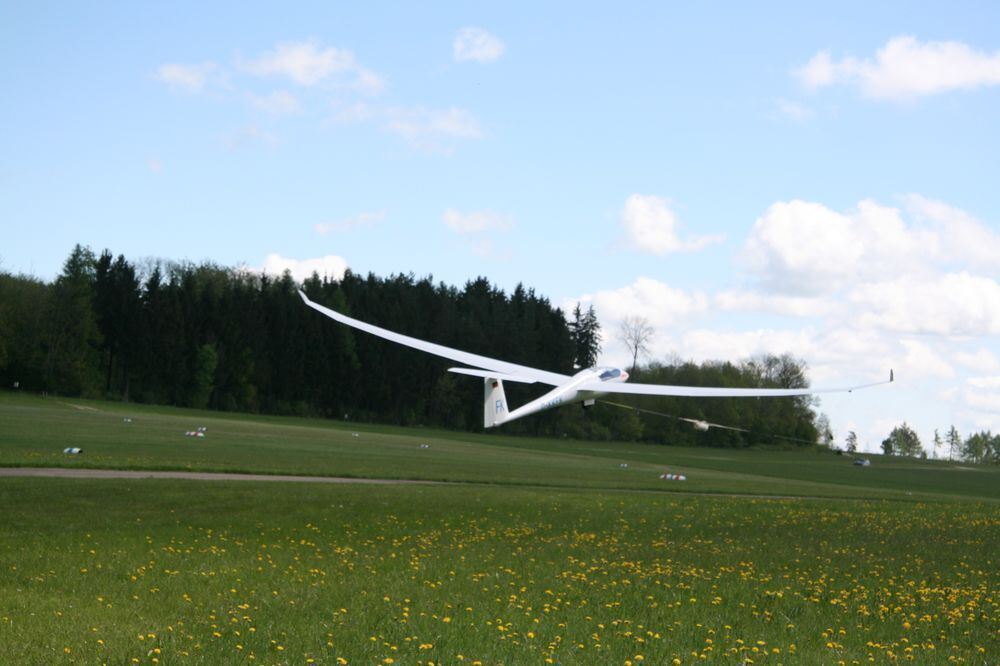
[300,291,893,428]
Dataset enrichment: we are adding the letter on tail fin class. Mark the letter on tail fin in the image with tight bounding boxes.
[484,377,508,428]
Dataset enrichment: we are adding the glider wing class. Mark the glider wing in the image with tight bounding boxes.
[299,291,571,386]
[447,367,540,384]
[577,372,893,397]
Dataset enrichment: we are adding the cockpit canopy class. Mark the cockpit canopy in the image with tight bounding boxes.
[597,367,622,381]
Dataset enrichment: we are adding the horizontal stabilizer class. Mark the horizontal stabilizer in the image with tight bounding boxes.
[448,367,538,384]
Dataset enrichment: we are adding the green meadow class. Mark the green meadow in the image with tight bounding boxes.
[1,392,998,664]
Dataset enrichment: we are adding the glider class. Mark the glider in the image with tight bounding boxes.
[300,291,893,429]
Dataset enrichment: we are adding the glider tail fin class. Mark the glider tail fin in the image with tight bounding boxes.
[484,377,509,428]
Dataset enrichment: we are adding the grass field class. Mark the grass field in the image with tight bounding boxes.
[1,392,998,664]
[2,391,998,502]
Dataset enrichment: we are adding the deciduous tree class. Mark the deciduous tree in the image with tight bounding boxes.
[845,430,858,453]
[618,315,654,374]
[881,423,923,457]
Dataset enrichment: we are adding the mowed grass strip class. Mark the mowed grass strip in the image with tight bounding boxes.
[2,392,998,502]
[0,478,997,664]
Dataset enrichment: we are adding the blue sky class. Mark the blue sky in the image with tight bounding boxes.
[3,2,1000,453]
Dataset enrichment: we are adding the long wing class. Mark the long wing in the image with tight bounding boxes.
[447,367,540,384]
[299,291,571,386]
[578,372,893,397]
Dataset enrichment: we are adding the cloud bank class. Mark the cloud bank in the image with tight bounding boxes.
[796,36,1000,100]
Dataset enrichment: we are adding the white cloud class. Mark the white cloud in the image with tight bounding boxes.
[897,339,955,380]
[243,39,384,93]
[795,36,1000,100]
[328,102,483,153]
[965,376,1000,416]
[155,62,218,92]
[621,194,725,255]
[796,51,839,89]
[223,125,278,151]
[904,194,1000,271]
[775,98,814,121]
[261,253,349,282]
[443,209,513,259]
[568,277,709,331]
[678,328,818,365]
[442,209,512,234]
[453,27,505,63]
[330,101,376,124]
[662,326,897,387]
[954,349,1000,373]
[467,238,510,259]
[249,90,300,115]
[744,198,943,295]
[714,290,837,318]
[852,273,1000,337]
[963,385,1000,414]
[315,211,384,235]
[385,107,483,152]
[967,376,1000,390]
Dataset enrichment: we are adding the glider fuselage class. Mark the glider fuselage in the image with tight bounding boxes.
[495,366,630,427]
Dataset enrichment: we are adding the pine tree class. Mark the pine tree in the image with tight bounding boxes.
[43,245,103,395]
[569,303,601,368]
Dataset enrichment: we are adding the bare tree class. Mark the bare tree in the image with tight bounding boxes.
[618,315,654,373]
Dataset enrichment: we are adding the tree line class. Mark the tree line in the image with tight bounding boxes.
[0,245,831,446]
[838,423,1000,464]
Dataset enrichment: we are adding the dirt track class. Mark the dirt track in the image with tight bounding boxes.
[0,467,437,485]
[0,467,913,502]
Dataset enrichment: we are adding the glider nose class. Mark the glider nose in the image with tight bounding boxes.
[621,370,629,382]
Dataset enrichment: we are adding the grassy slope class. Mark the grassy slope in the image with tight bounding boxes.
[1,392,998,664]
[1,391,997,502]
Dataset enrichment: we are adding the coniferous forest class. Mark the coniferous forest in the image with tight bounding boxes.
[0,245,822,446]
